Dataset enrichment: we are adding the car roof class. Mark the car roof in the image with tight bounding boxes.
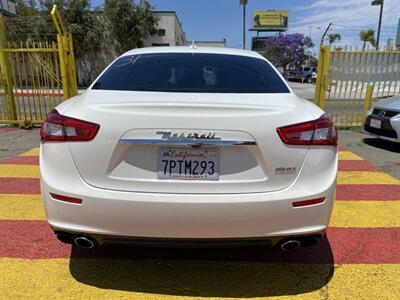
[121,46,264,60]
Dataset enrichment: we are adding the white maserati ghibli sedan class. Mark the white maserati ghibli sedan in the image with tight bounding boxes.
[40,47,338,251]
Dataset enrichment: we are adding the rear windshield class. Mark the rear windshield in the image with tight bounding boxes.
[92,53,290,93]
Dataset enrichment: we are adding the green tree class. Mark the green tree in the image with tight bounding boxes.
[6,0,158,85]
[328,33,341,44]
[359,29,376,50]
[103,0,157,55]
[5,0,49,42]
[15,0,37,16]
[261,33,314,71]
[39,1,103,61]
[38,1,106,85]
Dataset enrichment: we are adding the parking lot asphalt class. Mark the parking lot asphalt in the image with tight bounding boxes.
[1,143,399,298]
[287,81,315,100]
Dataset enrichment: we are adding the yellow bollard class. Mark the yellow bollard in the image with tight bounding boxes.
[363,85,374,120]
[0,17,17,121]
[314,45,331,109]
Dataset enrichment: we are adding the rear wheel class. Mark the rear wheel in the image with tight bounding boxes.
[306,76,313,84]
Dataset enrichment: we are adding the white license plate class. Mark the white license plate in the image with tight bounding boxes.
[158,148,219,180]
[370,118,382,129]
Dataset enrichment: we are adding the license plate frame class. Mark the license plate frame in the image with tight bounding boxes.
[370,118,382,129]
[157,148,219,180]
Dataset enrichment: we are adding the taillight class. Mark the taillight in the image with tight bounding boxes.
[40,109,99,142]
[277,114,337,146]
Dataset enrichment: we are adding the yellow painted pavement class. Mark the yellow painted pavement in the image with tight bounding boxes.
[20,148,40,156]
[2,194,400,228]
[1,148,400,299]
[1,259,399,299]
[0,195,45,220]
[338,151,363,160]
[337,171,400,185]
[330,201,400,227]
[0,165,40,178]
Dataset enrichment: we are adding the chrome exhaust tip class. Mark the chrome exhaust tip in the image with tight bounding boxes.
[302,237,320,247]
[74,236,95,249]
[280,240,301,251]
[56,233,74,244]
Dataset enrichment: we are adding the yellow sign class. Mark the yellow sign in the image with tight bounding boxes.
[253,11,288,30]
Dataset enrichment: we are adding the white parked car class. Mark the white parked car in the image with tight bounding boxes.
[40,47,338,251]
[364,96,400,143]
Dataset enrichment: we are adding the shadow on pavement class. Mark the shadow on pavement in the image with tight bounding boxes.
[363,138,400,153]
[69,236,334,298]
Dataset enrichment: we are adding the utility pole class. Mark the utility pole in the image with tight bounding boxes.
[240,0,248,49]
[320,22,333,47]
[371,0,384,50]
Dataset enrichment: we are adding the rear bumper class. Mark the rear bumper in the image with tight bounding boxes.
[43,186,335,240]
[362,130,400,143]
[364,114,399,142]
[40,145,337,241]
[52,230,325,247]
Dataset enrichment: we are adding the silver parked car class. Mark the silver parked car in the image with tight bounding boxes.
[364,96,400,143]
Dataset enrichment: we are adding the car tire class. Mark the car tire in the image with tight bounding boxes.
[306,76,313,84]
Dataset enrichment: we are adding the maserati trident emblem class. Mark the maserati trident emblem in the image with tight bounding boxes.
[157,131,221,140]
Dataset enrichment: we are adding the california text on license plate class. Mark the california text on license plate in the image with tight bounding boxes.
[157,148,219,180]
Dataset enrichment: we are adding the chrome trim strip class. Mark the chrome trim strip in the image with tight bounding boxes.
[119,139,256,146]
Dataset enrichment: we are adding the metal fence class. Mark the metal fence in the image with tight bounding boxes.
[0,5,77,127]
[315,45,400,127]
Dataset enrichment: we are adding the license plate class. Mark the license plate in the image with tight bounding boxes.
[370,118,382,129]
[158,148,219,180]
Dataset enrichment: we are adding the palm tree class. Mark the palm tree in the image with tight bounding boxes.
[359,29,376,50]
[328,33,341,44]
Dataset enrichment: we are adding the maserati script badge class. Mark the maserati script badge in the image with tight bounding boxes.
[157,131,221,140]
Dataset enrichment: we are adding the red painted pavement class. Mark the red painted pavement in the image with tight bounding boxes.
[0,156,39,165]
[336,184,400,201]
[0,178,41,194]
[338,160,378,172]
[1,220,399,264]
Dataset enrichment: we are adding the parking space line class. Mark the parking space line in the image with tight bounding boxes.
[337,171,399,185]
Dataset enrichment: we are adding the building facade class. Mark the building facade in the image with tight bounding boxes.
[0,0,16,16]
[142,11,187,47]
[188,39,227,48]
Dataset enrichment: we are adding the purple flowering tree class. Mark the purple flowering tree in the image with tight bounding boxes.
[260,33,314,71]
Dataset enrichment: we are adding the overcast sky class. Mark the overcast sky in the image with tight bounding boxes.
[93,0,399,49]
